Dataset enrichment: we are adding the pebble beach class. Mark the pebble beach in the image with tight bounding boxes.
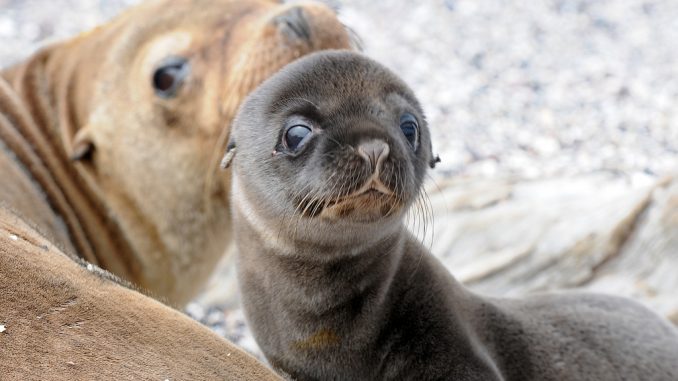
[2,0,676,180]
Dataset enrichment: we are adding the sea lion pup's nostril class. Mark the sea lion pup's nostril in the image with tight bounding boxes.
[273,7,311,41]
[357,139,389,172]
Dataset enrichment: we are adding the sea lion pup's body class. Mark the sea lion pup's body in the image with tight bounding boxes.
[228,51,678,380]
[0,0,352,304]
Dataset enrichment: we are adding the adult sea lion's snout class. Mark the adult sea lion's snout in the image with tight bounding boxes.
[274,6,312,41]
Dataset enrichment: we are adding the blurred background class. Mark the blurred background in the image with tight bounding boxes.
[2,0,677,356]
[2,0,677,181]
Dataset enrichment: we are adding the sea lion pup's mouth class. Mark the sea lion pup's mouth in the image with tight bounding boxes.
[321,194,401,223]
[303,141,405,222]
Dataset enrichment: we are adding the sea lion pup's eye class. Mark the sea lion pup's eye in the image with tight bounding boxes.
[152,56,190,98]
[399,113,419,150]
[284,124,312,152]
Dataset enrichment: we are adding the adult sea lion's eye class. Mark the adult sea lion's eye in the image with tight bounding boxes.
[400,113,419,150]
[152,57,189,98]
[284,125,312,152]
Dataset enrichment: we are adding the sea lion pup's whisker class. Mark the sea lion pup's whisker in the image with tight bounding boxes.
[394,165,405,217]
[292,188,314,217]
[280,181,314,241]
[413,190,428,241]
[341,23,364,52]
[299,189,319,217]
[292,188,323,238]
[404,170,424,242]
[421,172,443,249]
[301,188,328,218]
[384,171,402,217]
[326,136,355,153]
[413,189,433,250]
[293,192,313,218]
[309,191,328,217]
[291,180,316,213]
[321,172,344,210]
[408,193,427,239]
[422,188,436,251]
[321,180,341,212]
[412,194,425,246]
[405,206,427,286]
[295,187,329,236]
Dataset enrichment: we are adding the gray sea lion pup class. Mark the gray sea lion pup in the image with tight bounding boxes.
[224,51,678,380]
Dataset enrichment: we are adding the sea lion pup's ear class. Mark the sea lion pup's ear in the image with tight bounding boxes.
[429,154,441,169]
[220,140,237,170]
[70,128,95,161]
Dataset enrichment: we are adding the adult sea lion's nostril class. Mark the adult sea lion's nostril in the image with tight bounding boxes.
[274,7,311,41]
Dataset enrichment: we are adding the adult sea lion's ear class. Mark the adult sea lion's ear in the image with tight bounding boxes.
[429,154,441,169]
[71,128,95,161]
[220,140,237,170]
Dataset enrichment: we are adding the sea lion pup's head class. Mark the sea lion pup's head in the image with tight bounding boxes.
[5,0,353,304]
[228,51,436,248]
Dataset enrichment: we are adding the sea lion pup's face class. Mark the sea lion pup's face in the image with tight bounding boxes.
[230,51,435,244]
[61,0,352,301]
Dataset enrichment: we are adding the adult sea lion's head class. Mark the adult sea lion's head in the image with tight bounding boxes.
[228,51,437,249]
[3,0,353,304]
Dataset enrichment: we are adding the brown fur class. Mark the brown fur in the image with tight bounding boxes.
[0,207,281,380]
[0,0,352,304]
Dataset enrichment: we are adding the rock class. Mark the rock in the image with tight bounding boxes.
[424,174,678,320]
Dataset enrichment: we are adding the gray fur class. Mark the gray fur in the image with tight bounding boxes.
[229,50,678,381]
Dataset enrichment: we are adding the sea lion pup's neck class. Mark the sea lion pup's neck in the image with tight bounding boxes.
[233,185,498,379]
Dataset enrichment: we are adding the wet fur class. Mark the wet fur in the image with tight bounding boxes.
[230,51,678,380]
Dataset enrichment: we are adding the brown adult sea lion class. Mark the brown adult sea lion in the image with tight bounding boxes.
[227,51,678,380]
[0,0,352,305]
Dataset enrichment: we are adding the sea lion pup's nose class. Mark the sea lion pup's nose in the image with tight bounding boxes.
[358,140,390,173]
[273,6,311,41]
